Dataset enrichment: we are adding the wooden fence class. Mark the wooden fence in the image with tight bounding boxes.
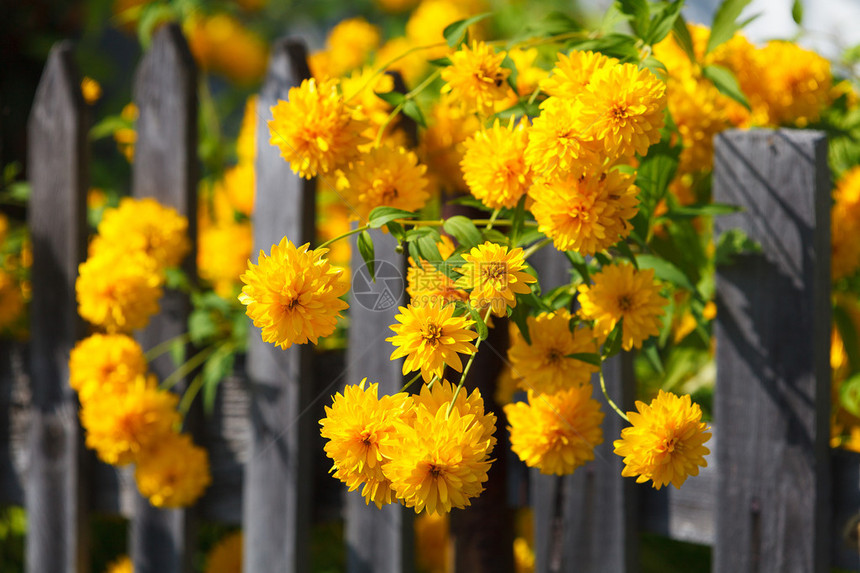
[2,23,860,573]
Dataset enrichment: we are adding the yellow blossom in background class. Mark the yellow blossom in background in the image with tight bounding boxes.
[344,145,430,221]
[387,301,478,383]
[81,76,102,104]
[104,555,132,573]
[514,537,535,573]
[412,380,497,449]
[237,95,258,165]
[415,512,450,573]
[0,270,24,332]
[421,95,481,193]
[441,41,511,117]
[316,189,353,270]
[529,169,639,255]
[614,390,711,489]
[80,376,179,466]
[198,220,254,298]
[76,249,163,333]
[406,0,473,60]
[89,197,190,270]
[524,97,598,182]
[505,386,604,475]
[756,41,832,127]
[69,333,147,403]
[324,17,381,78]
[507,48,548,97]
[461,118,533,210]
[577,263,668,351]
[135,432,212,507]
[205,531,243,573]
[540,50,618,99]
[456,242,537,316]
[340,66,395,131]
[114,103,138,162]
[375,37,428,87]
[576,62,667,160]
[508,310,599,395]
[185,13,268,85]
[239,238,349,349]
[320,379,412,508]
[88,188,108,211]
[221,162,255,218]
[407,236,469,309]
[831,167,860,279]
[268,78,368,179]
[383,387,495,514]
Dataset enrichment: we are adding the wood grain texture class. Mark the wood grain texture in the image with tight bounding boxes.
[0,342,30,507]
[129,24,199,573]
[712,129,831,573]
[25,42,90,573]
[345,228,413,573]
[242,38,316,573]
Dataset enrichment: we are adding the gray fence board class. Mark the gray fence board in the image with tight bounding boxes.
[713,129,831,573]
[129,23,199,573]
[243,38,316,573]
[25,42,90,573]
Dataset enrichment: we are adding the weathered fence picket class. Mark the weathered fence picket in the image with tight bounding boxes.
[713,129,832,573]
[7,25,860,573]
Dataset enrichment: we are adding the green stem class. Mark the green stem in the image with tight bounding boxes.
[426,375,438,391]
[399,371,424,393]
[485,208,501,231]
[178,372,205,420]
[446,307,493,418]
[345,42,448,105]
[373,69,442,148]
[145,332,191,362]
[318,224,370,250]
[599,368,629,422]
[160,346,216,391]
[522,238,552,259]
[399,218,538,228]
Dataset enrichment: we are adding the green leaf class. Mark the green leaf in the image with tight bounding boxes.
[482,228,509,245]
[89,116,132,140]
[714,228,762,266]
[566,352,602,367]
[468,305,489,340]
[357,230,375,281]
[706,0,753,54]
[386,221,406,241]
[189,309,219,346]
[428,56,453,67]
[636,138,681,218]
[565,251,591,285]
[500,53,519,92]
[644,0,684,45]
[170,339,186,368]
[667,202,742,219]
[138,4,176,48]
[603,319,625,358]
[636,253,695,291]
[791,0,803,25]
[616,0,650,37]
[368,206,415,228]
[443,216,482,248]
[672,14,697,62]
[613,240,639,269]
[509,302,532,344]
[443,13,492,47]
[572,34,640,61]
[417,234,443,267]
[164,267,191,292]
[643,340,665,374]
[702,64,750,110]
[640,56,667,78]
[528,11,583,36]
[840,373,860,418]
[375,90,406,107]
[402,100,427,129]
[202,349,234,415]
[510,195,527,246]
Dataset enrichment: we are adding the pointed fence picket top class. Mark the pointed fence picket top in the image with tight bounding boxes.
[713,129,831,573]
[129,23,199,573]
[26,41,90,573]
[528,248,639,573]
[243,38,316,573]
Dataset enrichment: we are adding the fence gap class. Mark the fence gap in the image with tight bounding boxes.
[243,38,315,573]
[25,41,90,573]
[713,128,831,573]
[129,23,199,573]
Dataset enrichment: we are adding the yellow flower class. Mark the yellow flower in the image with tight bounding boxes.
[104,555,133,573]
[383,386,495,514]
[81,76,102,104]
[540,50,618,99]
[505,386,604,475]
[515,537,535,573]
[343,145,430,222]
[221,162,255,218]
[614,390,711,489]
[524,97,599,182]
[325,17,381,77]
[529,169,640,255]
[80,376,179,466]
[415,512,450,573]
[508,310,599,395]
[89,197,190,270]
[268,78,368,179]
[76,249,163,333]
[756,41,832,127]
[320,379,412,508]
[135,432,211,507]
[407,236,469,309]
[406,0,475,61]
[508,47,548,97]
[412,379,497,449]
[239,238,349,349]
[577,263,668,351]
[441,41,511,116]
[455,242,537,316]
[198,220,254,298]
[185,13,268,85]
[68,333,147,404]
[421,95,481,193]
[205,531,242,573]
[340,66,395,131]
[576,62,667,160]
[316,189,353,270]
[387,301,479,383]
[237,95,258,165]
[832,205,860,280]
[114,103,138,162]
[461,118,533,210]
